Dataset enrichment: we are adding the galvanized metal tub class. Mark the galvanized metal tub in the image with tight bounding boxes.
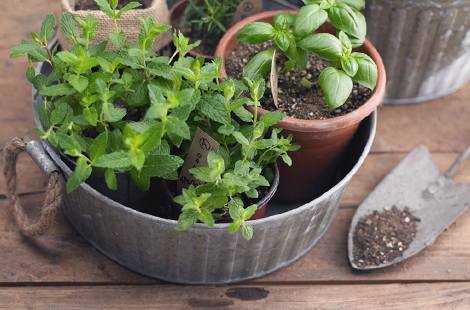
[30,59,376,284]
[364,0,470,104]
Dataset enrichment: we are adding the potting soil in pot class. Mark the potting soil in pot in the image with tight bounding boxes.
[75,0,148,10]
[225,42,372,120]
[352,206,420,268]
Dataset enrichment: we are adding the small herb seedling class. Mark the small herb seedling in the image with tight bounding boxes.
[174,73,300,240]
[181,0,241,50]
[235,0,377,110]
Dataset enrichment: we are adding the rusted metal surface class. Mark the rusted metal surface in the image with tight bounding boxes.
[349,145,470,269]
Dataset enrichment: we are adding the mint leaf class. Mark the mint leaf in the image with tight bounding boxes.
[40,14,56,40]
[51,102,74,124]
[90,132,108,162]
[130,167,151,191]
[140,123,164,155]
[105,169,117,190]
[163,115,190,139]
[40,83,77,97]
[232,131,249,146]
[68,75,89,93]
[10,41,41,54]
[109,31,126,49]
[94,0,114,18]
[26,67,36,83]
[259,111,286,127]
[242,224,254,240]
[83,107,98,126]
[197,94,231,125]
[143,154,184,177]
[94,151,131,169]
[115,2,142,18]
[61,12,80,43]
[229,218,243,233]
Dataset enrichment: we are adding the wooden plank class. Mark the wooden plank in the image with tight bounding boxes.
[0,194,159,284]
[0,283,469,309]
[373,80,470,153]
[0,151,469,284]
[0,0,61,148]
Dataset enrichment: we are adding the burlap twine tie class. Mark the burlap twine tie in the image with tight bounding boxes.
[3,137,65,237]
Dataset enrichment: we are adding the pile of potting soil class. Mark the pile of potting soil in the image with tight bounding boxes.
[352,206,420,268]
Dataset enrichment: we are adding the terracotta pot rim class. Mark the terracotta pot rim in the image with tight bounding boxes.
[169,0,216,60]
[215,10,386,133]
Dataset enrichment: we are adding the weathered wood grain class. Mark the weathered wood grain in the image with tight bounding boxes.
[1,150,470,285]
[0,283,469,309]
[373,80,470,153]
[0,194,158,284]
[0,0,61,148]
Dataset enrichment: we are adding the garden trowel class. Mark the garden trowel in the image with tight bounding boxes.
[348,145,470,269]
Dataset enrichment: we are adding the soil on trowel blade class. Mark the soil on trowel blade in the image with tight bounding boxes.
[352,206,420,268]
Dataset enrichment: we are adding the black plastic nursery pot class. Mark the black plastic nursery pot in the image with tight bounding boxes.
[162,162,280,222]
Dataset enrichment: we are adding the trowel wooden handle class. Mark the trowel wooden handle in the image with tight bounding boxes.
[445,144,470,178]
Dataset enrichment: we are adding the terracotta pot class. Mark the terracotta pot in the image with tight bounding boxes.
[215,10,386,201]
[169,0,216,60]
[161,162,279,222]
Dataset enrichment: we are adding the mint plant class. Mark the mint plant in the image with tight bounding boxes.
[10,0,194,194]
[235,0,377,110]
[11,0,299,240]
[173,74,300,240]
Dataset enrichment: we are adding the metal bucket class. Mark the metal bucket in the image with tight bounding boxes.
[29,59,376,285]
[364,0,470,104]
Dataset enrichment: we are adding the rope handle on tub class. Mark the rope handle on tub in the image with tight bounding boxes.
[3,137,65,237]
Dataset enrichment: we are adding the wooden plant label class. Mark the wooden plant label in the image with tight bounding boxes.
[177,127,220,194]
[231,0,263,27]
[270,49,279,108]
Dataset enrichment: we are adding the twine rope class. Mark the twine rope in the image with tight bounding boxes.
[3,137,65,237]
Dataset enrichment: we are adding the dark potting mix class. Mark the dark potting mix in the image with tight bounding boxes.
[75,0,147,10]
[224,41,372,120]
[352,206,420,268]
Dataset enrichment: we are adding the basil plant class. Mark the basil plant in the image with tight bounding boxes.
[236,0,378,109]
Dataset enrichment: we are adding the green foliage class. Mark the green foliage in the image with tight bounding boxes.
[13,0,300,240]
[181,0,241,49]
[236,0,377,109]
[174,75,299,240]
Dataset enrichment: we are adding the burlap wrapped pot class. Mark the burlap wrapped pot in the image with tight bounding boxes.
[58,0,172,52]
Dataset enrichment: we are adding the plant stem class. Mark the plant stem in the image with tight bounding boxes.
[44,41,57,69]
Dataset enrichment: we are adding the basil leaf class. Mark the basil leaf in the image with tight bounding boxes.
[328,3,362,38]
[318,67,353,109]
[243,48,275,79]
[236,22,276,45]
[351,52,378,90]
[298,33,343,61]
[293,4,328,37]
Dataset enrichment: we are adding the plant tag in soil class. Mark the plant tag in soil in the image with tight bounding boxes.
[231,0,264,27]
[270,49,279,108]
[177,127,220,194]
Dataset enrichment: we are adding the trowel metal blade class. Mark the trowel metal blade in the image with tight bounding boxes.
[348,146,470,269]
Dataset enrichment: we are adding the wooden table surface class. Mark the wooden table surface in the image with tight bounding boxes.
[2,1,470,309]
